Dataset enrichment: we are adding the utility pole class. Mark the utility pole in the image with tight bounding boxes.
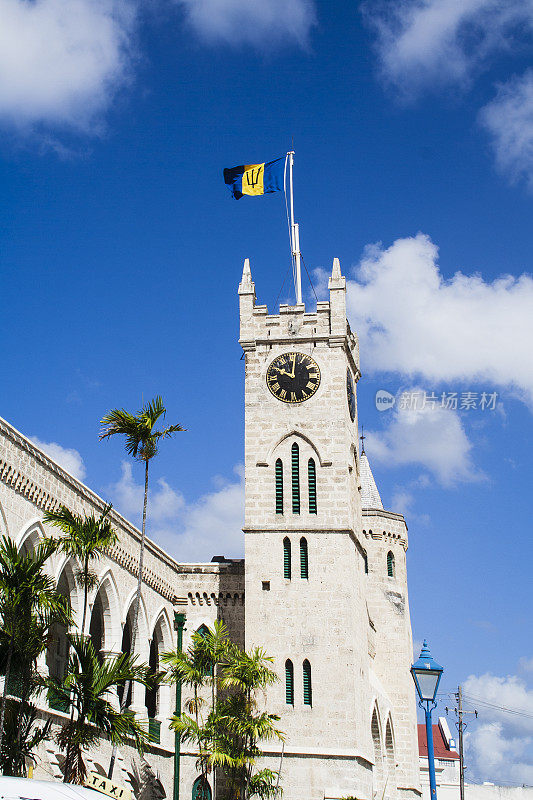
[458,686,465,800]
[447,686,477,800]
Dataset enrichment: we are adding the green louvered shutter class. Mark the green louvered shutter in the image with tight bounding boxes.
[300,537,308,579]
[292,443,300,514]
[308,458,317,514]
[387,551,394,577]
[283,537,291,580]
[285,660,294,705]
[303,660,312,706]
[275,458,283,514]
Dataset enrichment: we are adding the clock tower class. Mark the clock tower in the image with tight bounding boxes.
[238,256,381,800]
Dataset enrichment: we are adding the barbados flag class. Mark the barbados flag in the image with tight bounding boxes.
[223,157,285,200]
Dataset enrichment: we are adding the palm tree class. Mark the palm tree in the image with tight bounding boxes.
[46,633,152,784]
[165,624,284,800]
[42,504,118,779]
[100,395,184,777]
[43,504,117,635]
[0,536,70,755]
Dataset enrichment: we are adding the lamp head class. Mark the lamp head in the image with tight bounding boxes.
[411,640,443,702]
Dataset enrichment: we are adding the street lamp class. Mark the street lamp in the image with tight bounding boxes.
[411,640,444,800]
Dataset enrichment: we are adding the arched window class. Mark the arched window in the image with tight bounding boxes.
[196,624,212,675]
[303,660,312,706]
[300,537,308,580]
[291,442,300,514]
[192,776,212,800]
[283,537,291,580]
[308,458,317,514]
[275,458,284,514]
[387,551,395,578]
[285,660,294,705]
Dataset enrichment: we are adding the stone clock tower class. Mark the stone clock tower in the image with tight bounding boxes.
[239,256,387,800]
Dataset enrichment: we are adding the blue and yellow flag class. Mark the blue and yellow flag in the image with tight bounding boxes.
[223,157,285,200]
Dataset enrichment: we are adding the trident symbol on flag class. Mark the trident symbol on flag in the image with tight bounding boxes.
[246,165,263,188]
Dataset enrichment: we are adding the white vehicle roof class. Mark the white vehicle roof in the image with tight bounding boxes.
[0,776,101,799]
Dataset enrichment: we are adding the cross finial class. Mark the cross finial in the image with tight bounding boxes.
[360,425,366,455]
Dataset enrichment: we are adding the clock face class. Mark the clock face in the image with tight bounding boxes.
[347,369,356,421]
[266,352,321,404]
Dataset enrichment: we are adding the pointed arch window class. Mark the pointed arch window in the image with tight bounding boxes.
[283,537,291,580]
[192,776,212,800]
[300,537,308,580]
[387,551,395,578]
[303,660,312,706]
[196,624,212,676]
[285,659,294,705]
[275,458,284,514]
[308,458,317,514]
[292,443,300,514]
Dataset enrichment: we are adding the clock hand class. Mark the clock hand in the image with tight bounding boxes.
[289,354,296,378]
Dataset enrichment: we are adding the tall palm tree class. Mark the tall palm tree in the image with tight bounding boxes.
[0,536,70,754]
[100,396,184,777]
[43,504,117,635]
[46,633,151,784]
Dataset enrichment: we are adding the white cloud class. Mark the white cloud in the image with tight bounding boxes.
[367,389,479,485]
[345,234,533,405]
[107,461,244,563]
[364,0,533,97]
[0,0,136,133]
[480,70,533,188]
[463,672,533,783]
[175,0,316,47]
[30,436,86,482]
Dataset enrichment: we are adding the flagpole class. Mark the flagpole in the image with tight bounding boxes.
[288,150,302,304]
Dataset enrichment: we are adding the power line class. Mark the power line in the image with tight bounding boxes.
[462,693,533,720]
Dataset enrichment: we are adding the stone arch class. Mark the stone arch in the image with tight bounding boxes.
[17,519,46,556]
[261,429,332,467]
[46,558,80,682]
[371,703,385,796]
[89,570,122,660]
[385,715,396,795]
[0,499,9,537]
[146,609,173,723]
[119,593,150,711]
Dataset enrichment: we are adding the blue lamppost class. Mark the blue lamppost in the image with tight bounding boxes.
[411,640,444,800]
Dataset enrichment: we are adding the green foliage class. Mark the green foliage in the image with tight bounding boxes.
[46,633,152,784]
[0,697,52,776]
[0,534,71,763]
[100,396,185,463]
[164,621,284,800]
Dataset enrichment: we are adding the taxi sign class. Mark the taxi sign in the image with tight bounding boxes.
[84,772,132,800]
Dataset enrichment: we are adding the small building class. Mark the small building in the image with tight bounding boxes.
[418,717,459,800]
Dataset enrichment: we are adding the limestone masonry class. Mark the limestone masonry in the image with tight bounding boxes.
[0,257,420,800]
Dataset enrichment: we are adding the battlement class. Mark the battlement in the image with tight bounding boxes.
[238,257,359,367]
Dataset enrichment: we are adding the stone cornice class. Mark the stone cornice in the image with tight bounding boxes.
[0,416,242,602]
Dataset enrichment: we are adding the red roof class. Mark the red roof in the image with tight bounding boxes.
[418,724,460,760]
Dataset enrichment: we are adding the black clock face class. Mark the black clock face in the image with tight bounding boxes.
[266,352,321,404]
[347,369,356,421]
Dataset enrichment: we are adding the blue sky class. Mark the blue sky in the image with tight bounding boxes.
[2,0,533,783]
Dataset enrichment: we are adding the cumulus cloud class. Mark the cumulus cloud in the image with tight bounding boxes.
[463,672,533,783]
[345,234,533,405]
[363,0,533,97]
[0,0,313,136]
[108,461,244,562]
[175,0,316,47]
[0,0,136,133]
[480,70,533,188]
[367,389,479,485]
[30,437,86,482]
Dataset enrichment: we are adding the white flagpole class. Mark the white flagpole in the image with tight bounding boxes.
[288,150,302,304]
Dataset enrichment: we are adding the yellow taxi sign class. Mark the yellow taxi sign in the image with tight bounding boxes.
[85,772,132,800]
